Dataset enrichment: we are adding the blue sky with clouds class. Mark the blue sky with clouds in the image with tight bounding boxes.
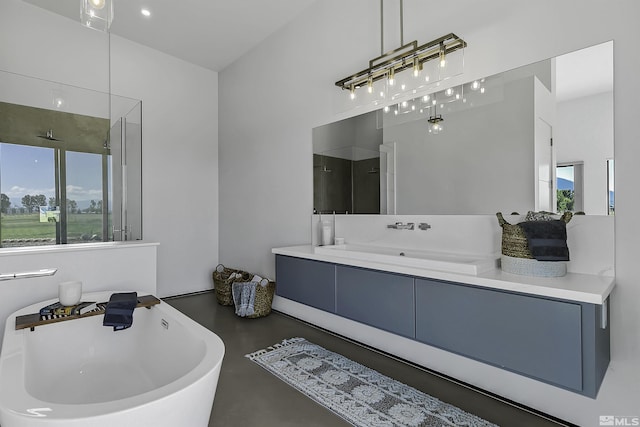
[1,143,104,209]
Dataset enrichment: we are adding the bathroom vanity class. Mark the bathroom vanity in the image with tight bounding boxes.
[272,245,614,398]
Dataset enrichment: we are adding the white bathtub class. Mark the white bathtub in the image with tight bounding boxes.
[0,291,224,427]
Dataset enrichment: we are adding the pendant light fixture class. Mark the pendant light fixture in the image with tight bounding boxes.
[335,0,466,104]
[428,97,444,134]
[81,0,114,32]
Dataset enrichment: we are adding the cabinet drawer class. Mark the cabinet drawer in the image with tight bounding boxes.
[415,278,583,391]
[336,265,415,338]
[275,255,336,312]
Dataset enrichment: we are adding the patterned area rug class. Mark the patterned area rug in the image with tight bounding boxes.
[246,338,498,427]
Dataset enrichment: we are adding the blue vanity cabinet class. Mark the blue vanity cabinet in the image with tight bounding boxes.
[415,278,610,398]
[275,255,336,312]
[274,252,610,397]
[335,265,415,338]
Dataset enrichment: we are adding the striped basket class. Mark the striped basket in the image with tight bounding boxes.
[496,212,572,277]
[496,212,572,259]
[212,264,251,306]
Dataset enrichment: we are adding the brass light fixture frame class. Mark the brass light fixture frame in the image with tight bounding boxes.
[335,33,467,92]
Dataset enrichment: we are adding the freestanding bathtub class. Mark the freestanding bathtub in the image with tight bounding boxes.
[0,291,225,427]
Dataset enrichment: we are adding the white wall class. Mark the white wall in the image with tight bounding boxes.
[219,0,640,424]
[109,36,219,297]
[0,0,219,298]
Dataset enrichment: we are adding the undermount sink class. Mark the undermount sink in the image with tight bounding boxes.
[314,243,498,275]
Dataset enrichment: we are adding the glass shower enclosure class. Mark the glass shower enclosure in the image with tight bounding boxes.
[0,70,142,248]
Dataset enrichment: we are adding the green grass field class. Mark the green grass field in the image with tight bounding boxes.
[0,213,107,241]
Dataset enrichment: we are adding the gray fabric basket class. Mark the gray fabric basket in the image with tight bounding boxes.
[500,255,567,277]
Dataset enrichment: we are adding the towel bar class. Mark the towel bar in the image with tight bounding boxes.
[0,268,57,281]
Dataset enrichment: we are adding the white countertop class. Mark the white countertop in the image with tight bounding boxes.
[272,245,615,305]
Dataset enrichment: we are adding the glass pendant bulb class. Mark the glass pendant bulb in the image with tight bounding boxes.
[413,58,421,77]
[349,85,356,100]
[367,76,373,93]
[388,68,395,86]
[90,0,105,9]
[439,43,447,68]
[81,0,113,31]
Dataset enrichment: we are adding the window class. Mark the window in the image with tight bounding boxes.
[607,159,615,215]
[556,162,584,213]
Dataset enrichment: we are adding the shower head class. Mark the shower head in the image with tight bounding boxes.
[314,165,332,173]
[37,129,62,141]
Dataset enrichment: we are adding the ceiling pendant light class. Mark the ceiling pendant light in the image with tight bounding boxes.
[335,0,466,104]
[81,0,113,31]
[428,96,444,134]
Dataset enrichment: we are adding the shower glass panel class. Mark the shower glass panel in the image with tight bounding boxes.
[123,102,142,241]
[0,70,142,248]
[65,151,106,243]
[110,118,123,241]
[109,99,142,241]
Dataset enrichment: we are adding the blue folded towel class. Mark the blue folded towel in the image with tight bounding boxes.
[103,292,138,331]
[518,220,570,261]
[232,282,256,317]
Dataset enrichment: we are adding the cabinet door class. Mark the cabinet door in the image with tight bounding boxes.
[415,278,583,391]
[336,265,415,338]
[275,255,336,312]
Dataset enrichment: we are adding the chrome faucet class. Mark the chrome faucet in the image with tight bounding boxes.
[418,222,432,230]
[387,222,414,230]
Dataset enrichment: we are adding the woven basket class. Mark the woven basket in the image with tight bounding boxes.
[496,212,572,277]
[244,280,276,319]
[212,264,251,306]
[496,212,572,259]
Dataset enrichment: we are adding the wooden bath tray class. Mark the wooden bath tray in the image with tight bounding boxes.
[15,295,161,331]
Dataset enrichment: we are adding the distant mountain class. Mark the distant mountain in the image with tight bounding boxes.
[557,177,574,191]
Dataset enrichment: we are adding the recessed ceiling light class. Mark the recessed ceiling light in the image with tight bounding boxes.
[141,8,151,17]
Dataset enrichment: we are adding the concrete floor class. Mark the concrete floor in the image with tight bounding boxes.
[165,291,570,427]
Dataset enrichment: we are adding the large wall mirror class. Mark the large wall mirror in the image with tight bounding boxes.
[313,41,614,216]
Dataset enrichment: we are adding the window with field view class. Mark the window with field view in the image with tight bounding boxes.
[0,143,111,247]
